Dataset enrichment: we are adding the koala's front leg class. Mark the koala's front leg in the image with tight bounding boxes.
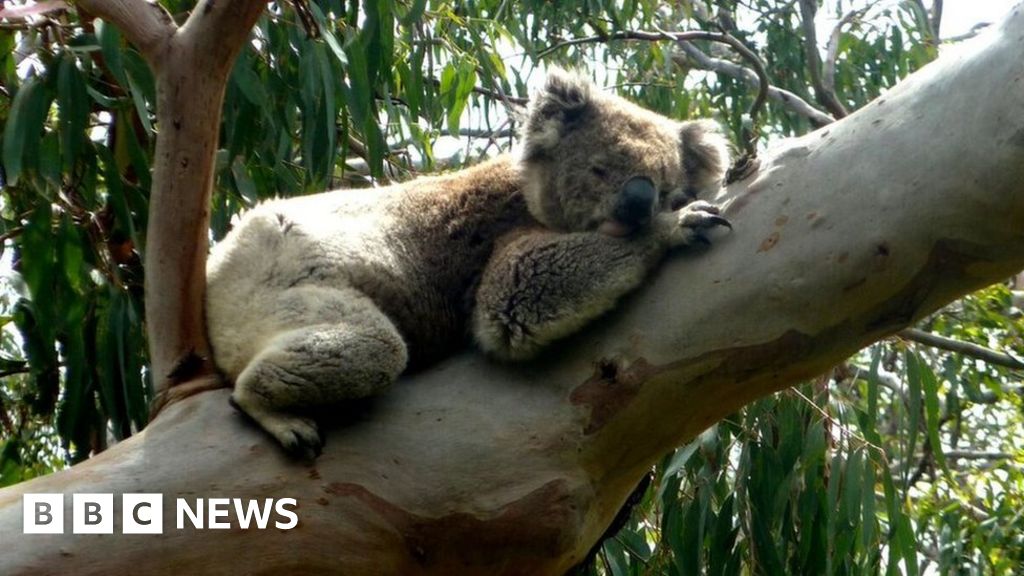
[473,203,729,361]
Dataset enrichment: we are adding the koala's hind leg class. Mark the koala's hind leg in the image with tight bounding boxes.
[230,285,407,457]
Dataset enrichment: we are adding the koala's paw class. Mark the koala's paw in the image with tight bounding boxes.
[671,200,732,247]
[230,394,324,460]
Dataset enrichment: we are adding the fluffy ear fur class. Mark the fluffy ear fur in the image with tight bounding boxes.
[521,68,594,160]
[679,119,731,197]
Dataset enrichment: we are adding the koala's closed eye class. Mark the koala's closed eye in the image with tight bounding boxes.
[590,166,609,178]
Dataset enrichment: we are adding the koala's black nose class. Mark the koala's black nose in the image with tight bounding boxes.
[613,176,657,228]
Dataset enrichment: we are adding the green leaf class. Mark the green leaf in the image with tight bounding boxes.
[601,536,630,576]
[55,328,90,462]
[903,349,923,480]
[861,451,878,549]
[615,525,651,562]
[231,157,258,206]
[86,84,121,109]
[315,43,337,183]
[308,2,348,66]
[342,31,371,129]
[123,50,155,135]
[660,437,700,490]
[230,49,269,109]
[842,449,864,530]
[58,218,86,295]
[400,0,427,25]
[2,75,51,185]
[708,495,738,576]
[96,19,128,88]
[909,350,946,469]
[96,288,123,437]
[446,60,477,134]
[57,54,91,172]
[121,293,149,429]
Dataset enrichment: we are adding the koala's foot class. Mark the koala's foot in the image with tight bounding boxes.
[230,392,323,459]
[671,200,732,247]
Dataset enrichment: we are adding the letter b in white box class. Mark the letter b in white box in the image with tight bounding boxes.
[73,493,114,534]
[23,494,64,534]
[123,494,163,534]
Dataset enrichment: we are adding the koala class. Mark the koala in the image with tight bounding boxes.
[205,69,731,457]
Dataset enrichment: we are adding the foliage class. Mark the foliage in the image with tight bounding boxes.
[0,0,1019,572]
[590,284,1024,575]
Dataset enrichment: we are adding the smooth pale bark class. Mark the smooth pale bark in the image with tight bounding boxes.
[2,6,1024,576]
[76,0,267,395]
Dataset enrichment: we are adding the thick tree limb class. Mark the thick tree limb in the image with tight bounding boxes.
[175,0,268,76]
[72,0,174,64]
[2,6,1024,575]
[144,0,268,398]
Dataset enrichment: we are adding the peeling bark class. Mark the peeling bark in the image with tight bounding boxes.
[1,6,1024,575]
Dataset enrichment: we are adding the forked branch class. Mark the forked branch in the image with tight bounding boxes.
[73,0,175,64]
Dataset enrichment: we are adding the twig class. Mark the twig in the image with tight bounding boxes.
[944,450,1014,461]
[289,0,319,39]
[0,365,29,379]
[942,22,991,44]
[428,77,529,107]
[789,386,884,456]
[0,227,24,243]
[898,327,1024,371]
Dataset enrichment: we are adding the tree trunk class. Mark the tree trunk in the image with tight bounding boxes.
[2,6,1024,576]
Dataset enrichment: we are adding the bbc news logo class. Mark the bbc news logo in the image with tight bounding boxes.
[23,494,298,534]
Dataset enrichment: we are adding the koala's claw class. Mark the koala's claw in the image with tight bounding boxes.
[274,416,323,459]
[672,201,732,247]
[704,213,729,228]
[231,393,324,459]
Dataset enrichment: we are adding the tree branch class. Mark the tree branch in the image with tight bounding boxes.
[797,0,848,118]
[144,0,268,400]
[930,0,944,42]
[943,22,992,44]
[671,42,835,127]
[428,77,530,107]
[538,28,770,154]
[945,450,1013,461]
[72,0,175,65]
[825,8,868,110]
[2,6,1024,574]
[175,0,268,76]
[898,328,1024,371]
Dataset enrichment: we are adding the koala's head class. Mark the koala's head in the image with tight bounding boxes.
[518,69,730,236]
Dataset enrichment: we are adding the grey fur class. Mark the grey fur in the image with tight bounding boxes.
[206,69,731,456]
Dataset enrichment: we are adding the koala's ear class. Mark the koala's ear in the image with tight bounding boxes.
[680,120,731,196]
[521,68,594,160]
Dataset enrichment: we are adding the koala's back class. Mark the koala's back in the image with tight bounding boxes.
[206,156,531,376]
